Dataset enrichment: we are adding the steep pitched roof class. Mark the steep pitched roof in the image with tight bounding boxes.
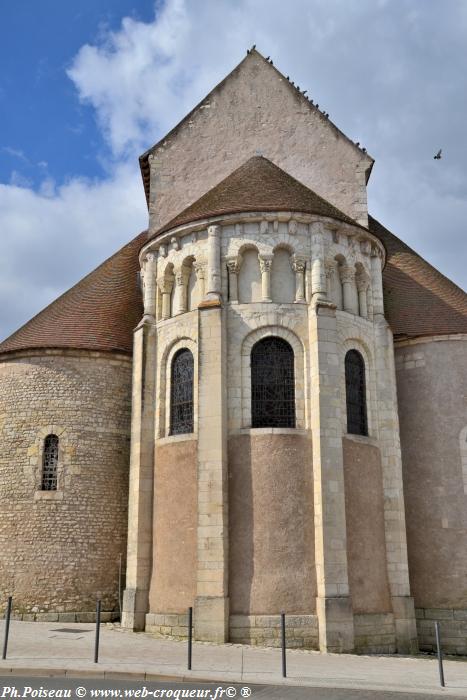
[0,232,146,357]
[153,156,358,237]
[139,49,373,205]
[370,216,467,339]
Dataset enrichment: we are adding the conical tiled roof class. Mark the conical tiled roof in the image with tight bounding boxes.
[0,231,146,356]
[153,156,357,238]
[370,216,467,339]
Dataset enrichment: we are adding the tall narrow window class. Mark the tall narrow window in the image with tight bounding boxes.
[345,350,368,436]
[41,434,59,490]
[170,348,194,435]
[251,337,295,428]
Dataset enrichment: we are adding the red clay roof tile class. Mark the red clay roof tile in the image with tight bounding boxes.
[152,156,357,238]
[0,231,146,356]
[370,216,467,339]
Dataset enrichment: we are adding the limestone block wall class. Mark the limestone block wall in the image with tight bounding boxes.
[0,350,132,615]
[138,209,405,651]
[396,336,467,653]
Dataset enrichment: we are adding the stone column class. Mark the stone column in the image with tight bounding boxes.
[206,225,222,301]
[310,223,327,303]
[142,253,157,320]
[174,265,190,315]
[194,261,206,300]
[292,255,307,303]
[356,272,370,318]
[324,260,334,301]
[339,265,358,314]
[226,257,241,303]
[371,246,385,317]
[157,276,174,321]
[195,299,229,642]
[122,318,157,631]
[309,301,354,652]
[258,254,273,302]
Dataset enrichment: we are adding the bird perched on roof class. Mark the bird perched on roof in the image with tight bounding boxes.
[251,44,256,51]
[266,56,270,60]
[302,89,307,95]
[434,149,442,160]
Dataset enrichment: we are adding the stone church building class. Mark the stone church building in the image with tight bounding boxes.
[1,50,466,655]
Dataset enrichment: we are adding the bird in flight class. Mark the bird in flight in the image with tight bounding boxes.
[434,149,442,160]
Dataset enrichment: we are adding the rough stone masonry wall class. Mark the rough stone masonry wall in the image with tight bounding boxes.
[0,350,132,616]
[415,608,467,655]
[148,54,371,232]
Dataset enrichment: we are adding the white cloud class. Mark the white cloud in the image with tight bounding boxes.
[0,162,147,338]
[66,0,467,292]
[1,0,466,341]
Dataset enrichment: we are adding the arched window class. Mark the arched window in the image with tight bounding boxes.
[170,348,194,435]
[41,434,59,490]
[345,350,368,436]
[251,337,295,428]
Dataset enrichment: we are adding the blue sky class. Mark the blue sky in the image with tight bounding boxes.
[0,0,155,187]
[1,0,466,340]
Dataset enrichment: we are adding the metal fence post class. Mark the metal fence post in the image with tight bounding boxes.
[281,612,287,678]
[2,596,12,660]
[188,606,193,670]
[94,600,101,663]
[434,621,445,687]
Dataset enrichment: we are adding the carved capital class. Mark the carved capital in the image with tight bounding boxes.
[339,264,355,284]
[208,224,221,238]
[157,276,174,294]
[356,271,371,293]
[144,252,157,265]
[291,255,307,273]
[259,255,274,273]
[193,261,206,279]
[226,256,241,275]
[170,236,180,251]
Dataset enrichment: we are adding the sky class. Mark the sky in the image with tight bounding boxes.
[1,0,466,340]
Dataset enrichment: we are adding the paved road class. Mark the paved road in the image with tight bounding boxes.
[1,679,463,700]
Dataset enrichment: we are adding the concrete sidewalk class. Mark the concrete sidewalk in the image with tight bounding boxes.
[0,621,466,696]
